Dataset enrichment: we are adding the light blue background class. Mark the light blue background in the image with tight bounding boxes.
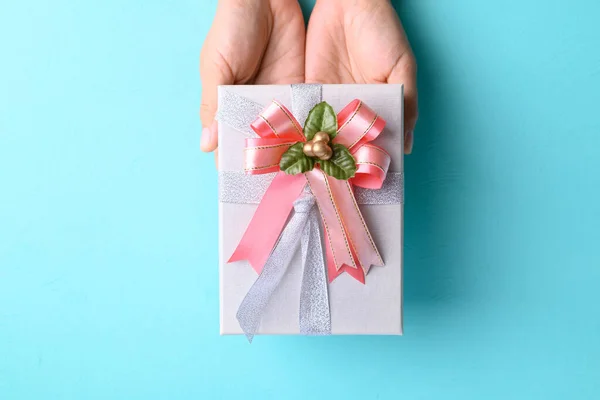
[1,0,599,399]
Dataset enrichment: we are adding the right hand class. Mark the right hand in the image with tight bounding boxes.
[305,0,418,154]
[199,0,306,160]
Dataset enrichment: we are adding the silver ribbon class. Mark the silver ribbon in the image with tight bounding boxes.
[215,88,263,137]
[291,84,323,125]
[219,171,404,205]
[298,195,331,335]
[236,194,330,342]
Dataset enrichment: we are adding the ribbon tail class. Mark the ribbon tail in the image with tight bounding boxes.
[328,178,384,276]
[326,236,365,284]
[305,169,356,271]
[236,194,315,342]
[228,172,306,274]
[299,206,331,335]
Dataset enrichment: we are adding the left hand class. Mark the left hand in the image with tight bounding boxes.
[305,0,418,154]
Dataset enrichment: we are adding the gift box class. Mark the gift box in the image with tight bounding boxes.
[217,84,403,339]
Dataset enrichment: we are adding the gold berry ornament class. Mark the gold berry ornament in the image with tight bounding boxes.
[313,131,330,143]
[311,141,328,157]
[303,142,315,157]
[302,132,333,161]
[318,146,333,160]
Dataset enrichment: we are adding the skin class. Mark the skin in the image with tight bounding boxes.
[200,0,417,159]
[199,0,306,159]
[306,0,417,153]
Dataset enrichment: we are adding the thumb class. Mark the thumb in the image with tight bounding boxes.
[199,41,234,153]
[388,52,418,154]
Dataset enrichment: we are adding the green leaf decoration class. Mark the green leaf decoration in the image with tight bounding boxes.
[279,142,315,175]
[320,144,357,180]
[303,102,338,141]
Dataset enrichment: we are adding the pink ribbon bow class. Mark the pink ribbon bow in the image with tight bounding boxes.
[229,99,391,283]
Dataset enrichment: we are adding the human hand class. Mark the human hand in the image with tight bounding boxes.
[199,0,306,158]
[305,0,417,154]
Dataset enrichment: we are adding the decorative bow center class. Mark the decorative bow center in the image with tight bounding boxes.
[230,98,391,284]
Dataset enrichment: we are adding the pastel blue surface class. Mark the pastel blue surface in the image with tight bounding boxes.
[1,0,599,399]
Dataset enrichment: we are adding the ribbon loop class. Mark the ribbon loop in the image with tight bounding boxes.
[244,138,297,175]
[351,144,391,189]
[334,100,386,150]
[251,101,305,142]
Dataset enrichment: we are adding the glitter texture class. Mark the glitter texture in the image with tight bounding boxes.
[291,84,322,127]
[220,171,403,205]
[216,89,264,137]
[236,195,330,342]
[353,172,404,205]
[219,171,276,204]
[299,204,331,335]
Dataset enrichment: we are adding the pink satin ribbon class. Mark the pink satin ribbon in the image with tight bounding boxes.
[229,99,391,283]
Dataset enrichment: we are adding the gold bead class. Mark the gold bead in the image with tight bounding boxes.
[313,131,330,143]
[312,140,329,157]
[318,146,333,160]
[303,142,315,157]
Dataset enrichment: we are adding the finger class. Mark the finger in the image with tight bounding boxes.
[199,38,234,153]
[200,119,218,153]
[388,52,418,154]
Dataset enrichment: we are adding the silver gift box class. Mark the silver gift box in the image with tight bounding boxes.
[218,84,404,335]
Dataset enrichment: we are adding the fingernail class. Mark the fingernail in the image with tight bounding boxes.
[200,127,212,151]
[404,130,414,154]
[210,119,218,137]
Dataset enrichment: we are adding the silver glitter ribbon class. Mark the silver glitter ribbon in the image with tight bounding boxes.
[291,84,323,126]
[236,194,330,342]
[298,195,331,335]
[215,88,263,137]
[219,171,404,205]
